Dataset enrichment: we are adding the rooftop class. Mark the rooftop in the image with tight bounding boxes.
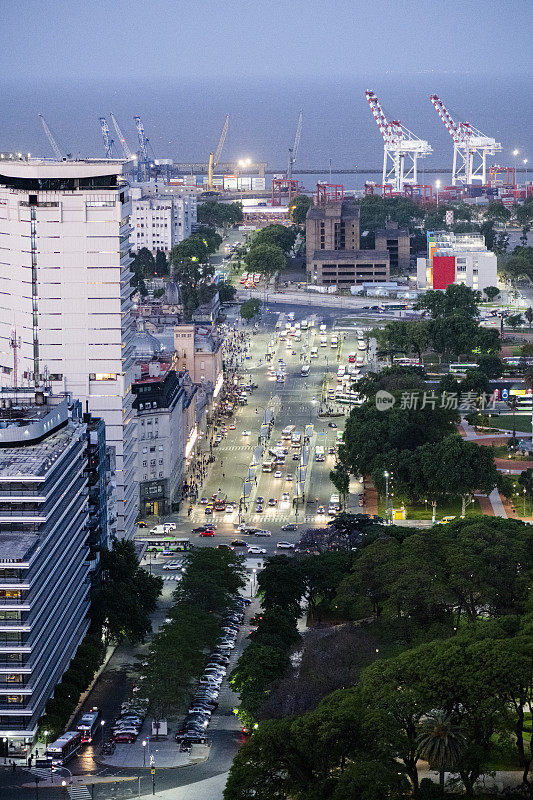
[307,199,360,221]
[312,249,389,261]
[0,533,37,563]
[0,421,81,479]
[0,158,128,180]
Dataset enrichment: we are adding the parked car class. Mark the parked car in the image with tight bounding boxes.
[277,541,295,550]
[113,732,137,743]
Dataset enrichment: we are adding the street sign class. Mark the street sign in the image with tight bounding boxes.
[151,769,155,775]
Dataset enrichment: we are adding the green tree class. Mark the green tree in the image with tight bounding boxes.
[483,285,500,302]
[257,555,306,616]
[240,298,261,322]
[92,540,163,644]
[289,194,312,225]
[218,281,237,302]
[252,224,297,254]
[416,712,466,794]
[154,249,168,276]
[245,243,286,277]
[485,201,512,224]
[525,306,533,329]
[507,313,524,330]
[197,201,243,227]
[475,353,504,379]
[416,283,480,320]
[330,466,350,508]
[132,247,156,276]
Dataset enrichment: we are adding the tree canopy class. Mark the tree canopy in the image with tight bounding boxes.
[245,243,287,276]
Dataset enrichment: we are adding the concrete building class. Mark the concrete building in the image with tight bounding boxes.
[306,199,390,287]
[130,188,197,254]
[374,220,411,273]
[416,231,497,292]
[173,324,224,403]
[0,395,91,750]
[0,158,137,538]
[132,363,187,516]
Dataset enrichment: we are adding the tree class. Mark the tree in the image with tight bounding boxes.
[475,353,504,379]
[507,313,524,330]
[257,555,306,616]
[154,249,168,276]
[416,712,466,794]
[525,306,533,329]
[197,201,243,228]
[218,281,236,302]
[132,247,156,276]
[485,201,512,224]
[483,285,500,302]
[493,231,510,255]
[240,298,261,322]
[252,224,297,254]
[245,243,286,277]
[92,540,163,644]
[289,194,312,225]
[415,283,480,320]
[330,466,350,507]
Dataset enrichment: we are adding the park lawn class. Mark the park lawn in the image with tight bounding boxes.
[489,415,532,433]
[491,444,531,461]
[377,496,483,522]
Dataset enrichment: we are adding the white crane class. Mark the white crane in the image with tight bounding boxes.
[208,115,229,190]
[430,94,502,185]
[99,117,114,158]
[39,114,63,160]
[365,90,432,193]
[109,113,133,160]
[287,110,303,181]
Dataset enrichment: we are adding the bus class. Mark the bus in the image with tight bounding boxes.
[47,731,83,765]
[393,357,421,367]
[291,431,302,448]
[315,446,325,462]
[282,425,295,439]
[379,303,409,312]
[240,272,248,284]
[320,335,327,347]
[449,362,477,375]
[138,537,192,553]
[77,709,100,743]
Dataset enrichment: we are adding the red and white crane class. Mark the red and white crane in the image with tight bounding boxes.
[430,95,501,185]
[365,90,432,193]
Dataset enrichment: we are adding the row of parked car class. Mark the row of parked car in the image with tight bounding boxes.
[175,595,251,746]
[111,698,149,743]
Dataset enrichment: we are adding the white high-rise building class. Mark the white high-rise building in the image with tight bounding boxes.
[130,188,197,254]
[0,158,138,538]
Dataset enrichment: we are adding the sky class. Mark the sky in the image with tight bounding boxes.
[3,0,532,82]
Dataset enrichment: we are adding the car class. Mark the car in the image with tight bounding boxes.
[256,496,264,504]
[192,526,208,533]
[328,422,338,428]
[113,732,137,743]
[188,706,212,716]
[328,446,336,455]
[163,561,183,570]
[199,497,209,505]
[229,423,236,430]
[217,543,232,550]
[231,539,248,548]
[136,521,149,528]
[317,506,325,514]
[437,515,457,525]
[247,546,266,555]
[243,527,259,535]
[205,506,213,515]
[255,504,264,513]
[286,474,293,481]
[281,523,298,531]
[293,453,300,460]
[274,470,282,478]
[268,498,278,506]
[242,430,251,437]
[281,492,290,501]
[254,529,272,537]
[165,522,177,531]
[225,504,235,513]
[199,529,215,537]
[277,541,295,550]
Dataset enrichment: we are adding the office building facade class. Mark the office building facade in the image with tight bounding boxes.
[0,158,137,538]
[0,395,91,749]
[416,231,498,292]
[130,189,197,254]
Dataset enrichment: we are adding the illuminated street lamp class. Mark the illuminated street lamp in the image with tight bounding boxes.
[435,179,441,207]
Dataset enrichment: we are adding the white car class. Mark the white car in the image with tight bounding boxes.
[242,430,251,437]
[254,530,272,537]
[225,504,235,513]
[164,522,177,531]
[276,541,295,550]
[247,546,266,555]
[163,561,183,571]
[274,470,282,478]
[281,492,290,502]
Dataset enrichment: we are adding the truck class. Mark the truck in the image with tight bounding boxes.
[320,335,327,347]
[315,446,325,462]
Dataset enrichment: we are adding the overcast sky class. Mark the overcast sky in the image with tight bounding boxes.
[3,0,532,82]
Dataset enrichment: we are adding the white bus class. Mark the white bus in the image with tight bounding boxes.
[315,446,325,462]
[291,431,302,448]
[449,362,477,375]
[282,425,295,439]
[47,731,83,765]
[77,709,100,743]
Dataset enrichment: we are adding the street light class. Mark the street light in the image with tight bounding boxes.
[524,159,529,195]
[513,149,519,186]
[435,179,441,208]
[383,471,390,525]
[143,739,147,767]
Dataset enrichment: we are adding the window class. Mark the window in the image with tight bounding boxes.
[159,472,163,477]
[159,459,163,465]
[150,446,156,452]
[142,461,147,467]
[142,448,147,454]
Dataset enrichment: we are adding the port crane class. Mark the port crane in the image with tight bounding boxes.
[287,110,303,181]
[365,90,432,193]
[39,114,64,160]
[430,94,502,185]
[99,117,115,158]
[109,113,133,160]
[207,115,229,190]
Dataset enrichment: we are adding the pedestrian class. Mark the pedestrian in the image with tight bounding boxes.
[12,761,15,772]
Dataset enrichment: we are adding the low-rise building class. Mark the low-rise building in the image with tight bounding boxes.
[132,363,187,516]
[416,231,497,292]
[131,189,197,254]
[374,220,410,272]
[0,393,100,751]
[173,324,224,404]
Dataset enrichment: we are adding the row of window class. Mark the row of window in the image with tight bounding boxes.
[142,459,164,467]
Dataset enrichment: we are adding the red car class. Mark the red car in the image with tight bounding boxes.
[199,530,215,537]
[113,732,137,743]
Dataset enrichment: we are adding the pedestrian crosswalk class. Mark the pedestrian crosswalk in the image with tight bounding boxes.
[189,512,325,525]
[30,767,53,779]
[216,445,253,452]
[68,787,91,800]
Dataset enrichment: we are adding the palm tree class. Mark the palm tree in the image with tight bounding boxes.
[416,711,466,794]
[524,367,533,443]
[507,396,519,439]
